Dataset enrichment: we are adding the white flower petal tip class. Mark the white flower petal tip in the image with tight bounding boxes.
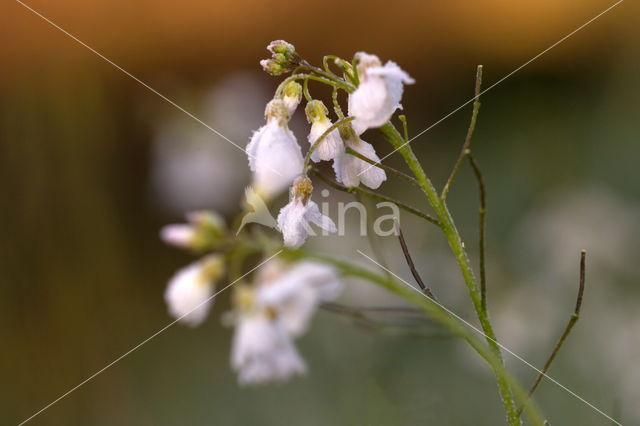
[246,100,304,200]
[305,100,344,162]
[256,261,343,337]
[164,255,224,326]
[348,53,414,134]
[231,313,307,385]
[333,129,387,189]
[160,224,195,248]
[277,178,336,248]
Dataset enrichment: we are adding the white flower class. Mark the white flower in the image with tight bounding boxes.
[231,311,306,385]
[333,126,386,189]
[160,211,226,250]
[164,255,224,326]
[230,286,306,385]
[282,81,303,117]
[277,177,336,248]
[348,52,415,135]
[256,261,343,336]
[160,224,195,248]
[246,100,304,199]
[305,100,344,162]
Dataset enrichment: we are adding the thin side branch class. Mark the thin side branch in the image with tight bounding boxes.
[312,168,441,228]
[441,65,483,200]
[345,147,419,187]
[467,152,488,311]
[396,222,437,300]
[517,250,587,417]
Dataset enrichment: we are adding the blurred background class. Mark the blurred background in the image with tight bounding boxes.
[1,0,639,424]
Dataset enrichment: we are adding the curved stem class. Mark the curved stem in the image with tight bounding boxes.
[285,250,544,425]
[276,74,350,97]
[303,116,355,170]
[379,122,519,425]
[312,168,441,228]
[302,78,312,102]
[332,87,345,119]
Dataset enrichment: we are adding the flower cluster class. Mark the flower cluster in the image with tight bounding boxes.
[161,212,343,384]
[159,40,414,385]
[249,41,414,248]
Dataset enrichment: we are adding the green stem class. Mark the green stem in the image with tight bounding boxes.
[303,116,355,170]
[276,73,351,97]
[379,122,519,425]
[303,78,312,102]
[441,65,483,200]
[332,87,345,119]
[312,168,441,228]
[286,250,543,425]
[467,152,488,311]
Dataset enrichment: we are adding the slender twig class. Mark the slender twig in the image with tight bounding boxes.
[396,222,437,300]
[398,115,409,143]
[302,78,312,102]
[441,65,483,200]
[345,147,419,187]
[312,168,441,227]
[517,250,587,417]
[467,152,488,311]
[304,116,355,169]
[332,86,345,119]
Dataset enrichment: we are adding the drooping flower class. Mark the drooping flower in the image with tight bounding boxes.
[348,52,415,135]
[255,260,343,336]
[333,124,386,189]
[282,81,303,117]
[305,100,344,162]
[230,286,306,385]
[160,210,226,251]
[277,177,336,248]
[164,254,225,326]
[246,99,304,199]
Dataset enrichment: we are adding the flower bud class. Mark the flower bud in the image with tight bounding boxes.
[304,100,329,124]
[261,40,297,76]
[291,176,313,204]
[282,81,302,116]
[267,40,295,56]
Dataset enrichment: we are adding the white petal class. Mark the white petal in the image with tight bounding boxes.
[164,261,214,326]
[347,60,414,135]
[160,224,195,248]
[250,120,304,199]
[277,200,309,248]
[305,201,337,233]
[353,139,386,189]
[332,150,361,188]
[308,120,344,162]
[231,313,306,385]
[256,261,343,337]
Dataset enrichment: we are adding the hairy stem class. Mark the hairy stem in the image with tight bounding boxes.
[287,250,543,425]
[379,122,519,425]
